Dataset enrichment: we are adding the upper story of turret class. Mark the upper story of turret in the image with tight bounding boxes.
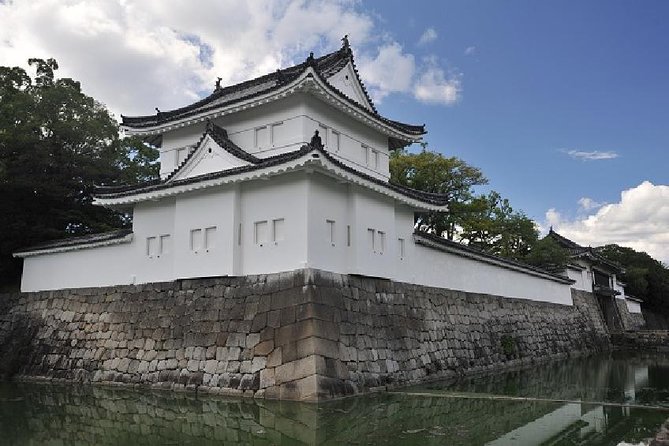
[120,37,425,182]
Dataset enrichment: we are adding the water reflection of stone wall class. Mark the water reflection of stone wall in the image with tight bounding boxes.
[0,383,562,446]
[0,269,610,400]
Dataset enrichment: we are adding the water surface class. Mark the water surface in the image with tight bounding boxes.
[1,352,668,445]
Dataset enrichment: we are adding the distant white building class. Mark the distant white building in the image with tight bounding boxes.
[547,229,643,328]
[15,39,574,305]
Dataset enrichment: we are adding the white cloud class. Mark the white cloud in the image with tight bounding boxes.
[464,46,476,55]
[545,182,669,264]
[413,61,461,105]
[357,42,415,102]
[0,0,462,117]
[0,0,465,118]
[417,27,437,45]
[577,197,605,211]
[565,149,619,161]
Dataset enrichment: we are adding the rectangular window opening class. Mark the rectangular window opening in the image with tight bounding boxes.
[398,238,405,258]
[326,219,335,246]
[146,236,157,257]
[362,145,369,166]
[367,228,375,252]
[254,220,268,245]
[272,218,285,243]
[204,226,217,251]
[319,124,328,147]
[331,130,340,151]
[270,122,284,145]
[190,229,203,252]
[254,126,269,149]
[377,231,386,254]
[159,234,170,255]
[346,225,351,247]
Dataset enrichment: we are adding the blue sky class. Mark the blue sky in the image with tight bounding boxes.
[1,0,667,262]
[365,0,668,222]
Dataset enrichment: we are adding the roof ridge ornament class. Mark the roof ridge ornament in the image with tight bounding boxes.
[306,52,315,66]
[310,130,323,149]
[341,34,350,53]
[214,77,222,92]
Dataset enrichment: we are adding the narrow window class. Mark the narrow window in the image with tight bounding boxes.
[331,130,340,151]
[254,126,269,149]
[238,223,242,246]
[362,144,369,165]
[371,149,379,169]
[272,218,285,242]
[367,228,375,252]
[204,226,217,251]
[254,220,268,245]
[398,238,405,258]
[326,219,336,246]
[146,237,157,257]
[190,229,203,252]
[319,124,328,146]
[159,234,170,255]
[270,122,284,145]
[377,231,386,254]
[346,225,351,247]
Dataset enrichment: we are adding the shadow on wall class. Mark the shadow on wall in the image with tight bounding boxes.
[0,313,40,380]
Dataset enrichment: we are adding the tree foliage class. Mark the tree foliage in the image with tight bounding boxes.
[0,59,158,289]
[390,147,537,261]
[459,191,538,261]
[597,244,669,313]
[390,148,487,240]
[524,236,570,273]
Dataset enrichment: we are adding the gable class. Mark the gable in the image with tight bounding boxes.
[169,135,253,182]
[325,62,374,112]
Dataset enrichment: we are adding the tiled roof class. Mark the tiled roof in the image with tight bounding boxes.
[14,229,132,256]
[121,42,424,137]
[95,139,448,207]
[547,229,623,273]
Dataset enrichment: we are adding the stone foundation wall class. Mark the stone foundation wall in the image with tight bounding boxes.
[615,299,646,331]
[0,269,610,401]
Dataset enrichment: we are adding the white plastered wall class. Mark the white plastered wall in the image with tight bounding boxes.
[239,172,309,275]
[626,299,642,314]
[20,242,135,292]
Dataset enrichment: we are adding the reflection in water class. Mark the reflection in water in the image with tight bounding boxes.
[0,352,667,445]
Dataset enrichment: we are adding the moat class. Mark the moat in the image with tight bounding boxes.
[1,351,668,445]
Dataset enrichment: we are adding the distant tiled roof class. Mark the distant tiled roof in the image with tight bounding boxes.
[95,139,448,207]
[547,229,623,273]
[121,42,424,137]
[14,229,132,257]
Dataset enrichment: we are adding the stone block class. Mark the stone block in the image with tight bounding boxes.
[267,347,282,368]
[274,355,319,385]
[259,368,275,389]
[254,340,274,356]
[226,333,246,347]
[252,356,267,373]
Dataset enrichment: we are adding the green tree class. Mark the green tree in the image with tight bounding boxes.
[598,244,669,314]
[0,59,158,290]
[524,236,569,273]
[390,148,487,239]
[458,191,539,261]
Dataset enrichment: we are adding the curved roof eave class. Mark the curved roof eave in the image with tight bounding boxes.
[94,145,447,211]
[121,67,424,143]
